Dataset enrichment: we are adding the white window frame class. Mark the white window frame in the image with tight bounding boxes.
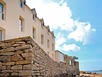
[0,3,3,19]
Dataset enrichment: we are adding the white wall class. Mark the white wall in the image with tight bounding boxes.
[0,0,55,60]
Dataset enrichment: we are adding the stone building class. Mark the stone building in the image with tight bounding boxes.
[55,50,79,70]
[55,50,65,63]
[0,0,80,76]
[0,0,55,60]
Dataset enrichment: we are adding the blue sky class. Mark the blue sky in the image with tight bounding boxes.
[67,0,102,71]
[27,0,102,71]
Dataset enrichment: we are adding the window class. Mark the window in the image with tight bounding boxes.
[19,17,24,32]
[69,60,72,65]
[47,39,49,48]
[41,35,44,45]
[0,27,5,40]
[52,43,54,50]
[0,30,2,40]
[59,53,64,62]
[19,0,23,8]
[0,3,3,19]
[33,14,35,20]
[32,28,36,39]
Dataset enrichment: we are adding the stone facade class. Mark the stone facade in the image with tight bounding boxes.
[0,36,79,77]
[0,0,55,60]
[55,50,65,63]
[0,0,80,76]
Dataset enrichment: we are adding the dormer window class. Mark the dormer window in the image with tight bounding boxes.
[19,0,23,8]
[0,3,3,19]
[40,19,44,28]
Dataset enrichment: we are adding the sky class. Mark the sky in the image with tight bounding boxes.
[26,0,102,71]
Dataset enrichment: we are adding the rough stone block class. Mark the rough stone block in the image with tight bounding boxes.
[16,41,25,44]
[16,50,23,54]
[21,53,32,60]
[2,70,13,72]
[0,62,2,67]
[0,52,15,56]
[0,56,11,62]
[6,65,11,70]
[23,65,32,70]
[0,47,15,52]
[11,54,23,61]
[15,45,30,50]
[19,70,33,76]
[26,76,32,77]
[0,73,9,77]
[0,43,6,47]
[12,44,20,47]
[0,66,6,70]
[11,65,22,70]
[3,62,15,65]
[16,60,32,65]
[11,72,19,76]
[24,49,32,53]
[32,65,38,70]
[0,43,11,48]
[10,41,15,44]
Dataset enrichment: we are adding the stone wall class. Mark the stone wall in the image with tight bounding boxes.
[0,36,79,77]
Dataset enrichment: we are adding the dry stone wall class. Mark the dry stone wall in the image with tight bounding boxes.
[0,36,79,77]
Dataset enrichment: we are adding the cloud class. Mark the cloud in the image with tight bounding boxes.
[92,28,96,32]
[59,0,64,4]
[68,21,90,43]
[55,33,66,50]
[62,44,80,52]
[26,0,74,31]
[26,0,96,51]
[68,21,96,45]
